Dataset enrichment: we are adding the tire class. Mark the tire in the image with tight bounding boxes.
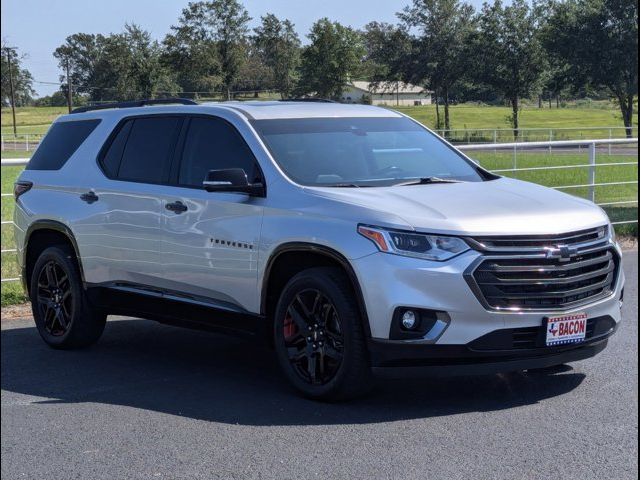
[273,267,372,401]
[29,245,106,349]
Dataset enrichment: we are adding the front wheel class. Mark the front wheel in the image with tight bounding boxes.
[30,245,106,349]
[273,267,372,401]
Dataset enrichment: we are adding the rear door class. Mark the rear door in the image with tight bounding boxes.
[76,115,183,287]
[157,115,265,313]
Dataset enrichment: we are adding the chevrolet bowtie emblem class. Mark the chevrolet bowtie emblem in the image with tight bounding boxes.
[545,245,578,262]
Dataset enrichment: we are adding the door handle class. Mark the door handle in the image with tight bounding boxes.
[165,201,188,213]
[80,191,99,204]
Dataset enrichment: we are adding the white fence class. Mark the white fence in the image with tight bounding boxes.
[435,126,639,145]
[458,137,638,207]
[1,134,44,152]
[1,137,638,284]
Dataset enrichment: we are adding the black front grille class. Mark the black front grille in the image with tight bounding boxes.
[469,246,619,310]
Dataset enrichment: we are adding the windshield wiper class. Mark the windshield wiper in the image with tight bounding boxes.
[394,177,464,186]
[325,183,370,188]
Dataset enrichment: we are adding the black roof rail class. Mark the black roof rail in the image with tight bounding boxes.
[279,98,338,103]
[71,98,198,114]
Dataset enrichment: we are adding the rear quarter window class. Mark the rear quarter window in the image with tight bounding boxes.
[100,119,134,177]
[26,119,101,170]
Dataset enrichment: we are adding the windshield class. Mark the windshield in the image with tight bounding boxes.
[251,117,487,187]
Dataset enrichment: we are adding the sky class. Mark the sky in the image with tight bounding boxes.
[1,0,485,97]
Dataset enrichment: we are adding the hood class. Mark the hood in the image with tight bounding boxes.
[305,177,609,236]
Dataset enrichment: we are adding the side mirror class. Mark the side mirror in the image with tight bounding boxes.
[203,168,265,197]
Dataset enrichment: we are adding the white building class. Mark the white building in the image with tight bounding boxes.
[340,81,433,106]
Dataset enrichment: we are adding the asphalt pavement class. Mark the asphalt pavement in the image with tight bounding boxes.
[1,251,637,480]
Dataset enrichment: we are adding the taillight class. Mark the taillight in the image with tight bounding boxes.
[13,181,33,200]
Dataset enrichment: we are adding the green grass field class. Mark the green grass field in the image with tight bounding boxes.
[395,104,638,131]
[1,104,638,305]
[1,106,68,135]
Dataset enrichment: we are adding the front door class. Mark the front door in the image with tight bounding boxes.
[158,116,265,313]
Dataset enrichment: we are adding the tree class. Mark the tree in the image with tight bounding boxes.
[398,0,475,131]
[297,19,365,99]
[545,0,638,136]
[472,0,547,138]
[541,61,573,108]
[163,4,221,97]
[53,33,100,100]
[121,24,178,99]
[235,39,272,96]
[362,22,412,85]
[54,25,177,102]
[34,91,86,107]
[1,45,35,107]
[254,14,301,98]
[164,0,250,99]
[537,0,579,108]
[209,0,251,99]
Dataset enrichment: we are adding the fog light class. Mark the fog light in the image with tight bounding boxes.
[401,310,417,330]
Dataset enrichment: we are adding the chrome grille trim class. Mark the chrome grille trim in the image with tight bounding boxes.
[483,273,613,300]
[466,226,609,253]
[465,231,620,311]
[476,262,615,286]
[477,251,613,273]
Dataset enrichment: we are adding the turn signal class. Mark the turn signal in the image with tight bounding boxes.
[358,225,389,251]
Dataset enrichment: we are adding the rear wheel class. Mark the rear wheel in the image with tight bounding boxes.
[273,267,371,401]
[30,245,106,349]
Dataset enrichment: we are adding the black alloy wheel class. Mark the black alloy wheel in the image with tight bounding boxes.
[36,260,73,336]
[30,245,106,349]
[283,288,345,385]
[273,267,371,401]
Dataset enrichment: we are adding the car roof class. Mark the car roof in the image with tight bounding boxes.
[57,101,403,124]
[202,101,403,120]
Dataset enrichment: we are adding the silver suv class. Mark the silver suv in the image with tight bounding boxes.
[13,99,625,400]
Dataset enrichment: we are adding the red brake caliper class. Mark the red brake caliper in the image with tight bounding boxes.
[283,313,297,340]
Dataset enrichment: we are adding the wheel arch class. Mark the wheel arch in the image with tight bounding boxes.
[23,220,85,294]
[260,242,371,338]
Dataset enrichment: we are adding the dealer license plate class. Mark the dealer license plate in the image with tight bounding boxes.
[545,313,588,346]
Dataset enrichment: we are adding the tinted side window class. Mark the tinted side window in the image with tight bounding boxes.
[178,117,259,187]
[117,117,182,183]
[100,120,133,177]
[27,119,101,170]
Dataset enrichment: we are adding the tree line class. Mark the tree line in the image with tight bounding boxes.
[2,0,637,137]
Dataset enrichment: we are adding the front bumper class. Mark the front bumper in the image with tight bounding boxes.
[350,242,625,374]
[369,315,617,377]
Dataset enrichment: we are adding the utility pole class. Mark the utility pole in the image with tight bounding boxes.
[2,46,18,136]
[65,57,73,113]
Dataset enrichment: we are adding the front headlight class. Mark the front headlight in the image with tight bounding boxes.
[358,225,470,261]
